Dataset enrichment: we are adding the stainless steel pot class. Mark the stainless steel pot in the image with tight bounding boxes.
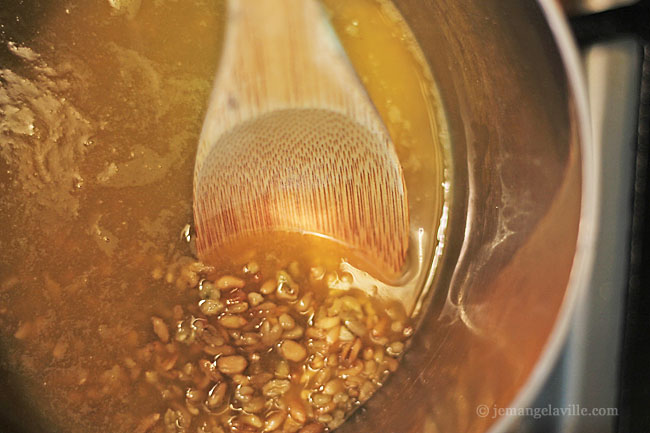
[0,1,595,432]
[337,1,595,432]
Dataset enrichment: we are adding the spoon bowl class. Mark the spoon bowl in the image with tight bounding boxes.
[194,0,409,278]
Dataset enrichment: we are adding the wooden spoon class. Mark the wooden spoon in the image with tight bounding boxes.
[193,0,409,277]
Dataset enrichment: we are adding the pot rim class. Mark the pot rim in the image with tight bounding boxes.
[488,1,598,432]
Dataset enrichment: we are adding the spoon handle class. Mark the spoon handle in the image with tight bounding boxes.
[196,0,387,176]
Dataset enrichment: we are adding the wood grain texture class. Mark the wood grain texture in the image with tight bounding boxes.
[194,0,409,275]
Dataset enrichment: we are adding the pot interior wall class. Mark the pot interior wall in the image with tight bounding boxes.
[337,1,583,433]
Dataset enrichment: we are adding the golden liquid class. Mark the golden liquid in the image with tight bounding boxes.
[0,1,447,432]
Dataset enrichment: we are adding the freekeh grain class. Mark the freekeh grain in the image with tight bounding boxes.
[126,255,412,432]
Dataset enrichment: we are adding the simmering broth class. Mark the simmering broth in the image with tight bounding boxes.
[0,1,448,432]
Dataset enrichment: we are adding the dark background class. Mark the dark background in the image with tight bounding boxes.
[568,1,650,432]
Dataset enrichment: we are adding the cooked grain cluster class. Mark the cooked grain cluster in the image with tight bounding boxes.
[131,258,412,433]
